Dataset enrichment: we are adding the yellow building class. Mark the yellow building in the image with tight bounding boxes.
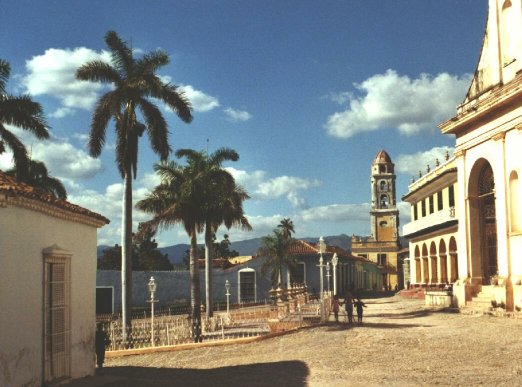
[402,156,459,292]
[437,0,522,311]
[352,150,401,290]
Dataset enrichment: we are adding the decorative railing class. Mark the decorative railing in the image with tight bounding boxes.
[98,291,330,352]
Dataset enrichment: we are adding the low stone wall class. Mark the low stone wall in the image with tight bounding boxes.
[425,291,452,307]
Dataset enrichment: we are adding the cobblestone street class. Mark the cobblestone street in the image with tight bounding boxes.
[66,295,522,386]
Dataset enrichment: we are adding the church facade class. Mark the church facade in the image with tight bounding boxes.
[352,150,401,290]
[435,0,522,310]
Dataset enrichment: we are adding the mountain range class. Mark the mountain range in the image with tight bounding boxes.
[97,234,353,265]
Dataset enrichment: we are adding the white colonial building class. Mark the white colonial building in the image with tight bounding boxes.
[436,0,522,310]
[0,172,109,386]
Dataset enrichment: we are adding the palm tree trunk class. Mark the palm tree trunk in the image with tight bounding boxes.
[204,222,214,318]
[121,169,133,345]
[190,229,202,342]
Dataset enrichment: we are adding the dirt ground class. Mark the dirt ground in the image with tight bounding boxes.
[67,295,522,386]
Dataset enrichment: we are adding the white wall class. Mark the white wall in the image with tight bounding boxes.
[0,204,99,387]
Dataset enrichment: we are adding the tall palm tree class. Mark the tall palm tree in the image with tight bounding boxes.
[136,159,205,342]
[0,59,49,178]
[278,218,295,240]
[6,159,67,199]
[175,148,252,317]
[259,229,298,289]
[76,31,193,339]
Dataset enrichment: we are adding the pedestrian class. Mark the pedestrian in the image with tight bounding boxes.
[344,291,354,325]
[331,294,340,322]
[95,323,111,372]
[354,298,367,324]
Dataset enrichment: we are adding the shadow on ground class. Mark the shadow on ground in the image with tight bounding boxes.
[324,321,428,331]
[64,361,309,387]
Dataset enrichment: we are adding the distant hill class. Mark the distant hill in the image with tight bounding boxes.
[97,234,352,265]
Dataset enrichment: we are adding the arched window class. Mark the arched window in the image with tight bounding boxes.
[509,171,520,232]
[380,194,389,208]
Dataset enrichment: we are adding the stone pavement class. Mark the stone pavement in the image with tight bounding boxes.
[64,295,522,386]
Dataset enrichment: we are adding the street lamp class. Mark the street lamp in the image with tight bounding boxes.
[326,261,331,293]
[318,236,326,299]
[332,253,338,295]
[225,280,231,320]
[147,276,158,346]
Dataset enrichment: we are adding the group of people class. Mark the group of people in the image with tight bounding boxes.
[331,292,366,325]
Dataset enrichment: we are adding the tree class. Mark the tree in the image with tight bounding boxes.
[174,148,251,317]
[258,229,298,288]
[97,223,173,271]
[133,222,173,271]
[278,218,295,240]
[214,234,239,260]
[76,31,192,338]
[6,159,67,199]
[136,159,205,342]
[0,59,49,178]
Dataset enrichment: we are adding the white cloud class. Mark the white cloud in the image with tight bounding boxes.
[227,167,320,209]
[299,203,370,223]
[22,48,111,116]
[224,107,252,122]
[395,146,454,177]
[324,70,471,138]
[178,84,219,112]
[0,125,102,179]
[68,173,161,246]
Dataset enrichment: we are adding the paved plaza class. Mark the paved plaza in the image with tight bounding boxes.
[66,295,522,386]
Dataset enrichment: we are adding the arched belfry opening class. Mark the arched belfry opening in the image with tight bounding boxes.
[468,159,498,284]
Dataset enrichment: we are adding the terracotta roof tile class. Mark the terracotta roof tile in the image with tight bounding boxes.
[0,171,109,225]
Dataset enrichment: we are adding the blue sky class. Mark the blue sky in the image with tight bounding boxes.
[2,1,488,246]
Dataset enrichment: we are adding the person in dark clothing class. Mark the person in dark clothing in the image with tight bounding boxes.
[344,291,354,325]
[354,298,367,324]
[95,323,111,370]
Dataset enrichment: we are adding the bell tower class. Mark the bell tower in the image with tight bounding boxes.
[370,150,399,243]
[352,149,401,290]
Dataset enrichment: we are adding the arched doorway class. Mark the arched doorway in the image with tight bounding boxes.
[429,242,438,283]
[449,237,458,282]
[439,239,448,283]
[469,160,498,284]
[422,244,429,283]
[414,245,421,283]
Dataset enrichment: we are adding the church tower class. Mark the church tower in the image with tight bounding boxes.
[352,150,401,289]
[370,150,399,243]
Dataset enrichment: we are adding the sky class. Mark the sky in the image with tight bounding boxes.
[1,1,488,247]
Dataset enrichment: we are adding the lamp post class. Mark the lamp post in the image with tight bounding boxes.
[317,237,327,322]
[225,280,231,320]
[332,253,338,296]
[147,276,158,346]
[326,261,331,294]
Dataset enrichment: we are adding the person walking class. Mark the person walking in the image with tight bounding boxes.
[344,291,354,325]
[331,294,340,322]
[354,298,367,325]
[95,323,111,372]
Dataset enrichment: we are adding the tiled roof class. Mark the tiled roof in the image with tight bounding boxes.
[0,171,109,226]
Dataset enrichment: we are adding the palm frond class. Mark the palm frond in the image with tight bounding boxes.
[88,92,118,157]
[138,98,170,160]
[0,123,29,174]
[0,95,49,138]
[104,31,133,74]
[0,59,10,94]
[76,61,121,85]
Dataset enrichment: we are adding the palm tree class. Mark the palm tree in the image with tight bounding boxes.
[175,148,251,317]
[136,160,205,342]
[76,31,193,339]
[258,229,298,289]
[6,159,67,199]
[278,218,295,240]
[0,59,49,178]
